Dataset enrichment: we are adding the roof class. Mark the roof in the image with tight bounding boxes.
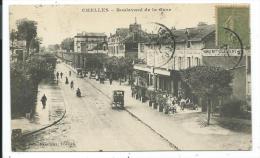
[75,32,106,37]
[144,24,215,44]
[172,24,215,42]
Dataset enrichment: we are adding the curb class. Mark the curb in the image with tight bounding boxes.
[21,109,66,138]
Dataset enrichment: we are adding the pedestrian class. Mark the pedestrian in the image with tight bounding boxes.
[109,74,113,85]
[69,71,71,76]
[56,72,59,80]
[180,97,186,110]
[60,72,63,79]
[41,94,47,109]
[70,81,74,89]
[76,88,81,97]
[65,76,69,84]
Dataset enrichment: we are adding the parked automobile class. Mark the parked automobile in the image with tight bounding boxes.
[99,72,105,83]
[76,68,84,78]
[112,90,124,109]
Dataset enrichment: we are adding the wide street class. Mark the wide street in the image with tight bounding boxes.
[21,62,175,151]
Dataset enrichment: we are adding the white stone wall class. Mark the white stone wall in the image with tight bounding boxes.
[140,42,203,70]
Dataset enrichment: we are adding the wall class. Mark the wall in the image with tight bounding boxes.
[141,42,203,70]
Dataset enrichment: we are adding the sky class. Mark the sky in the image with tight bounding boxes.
[9,4,215,46]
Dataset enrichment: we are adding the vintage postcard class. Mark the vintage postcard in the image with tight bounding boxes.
[3,0,260,157]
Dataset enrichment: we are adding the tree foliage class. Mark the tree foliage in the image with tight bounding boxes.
[11,56,56,118]
[180,66,233,125]
[29,37,42,53]
[61,38,74,52]
[16,18,38,55]
[180,66,233,98]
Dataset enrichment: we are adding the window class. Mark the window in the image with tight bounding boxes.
[178,57,182,69]
[195,57,200,66]
[119,45,124,50]
[116,46,119,54]
[173,57,176,69]
[187,41,191,48]
[187,57,191,68]
[150,75,153,86]
[140,44,144,52]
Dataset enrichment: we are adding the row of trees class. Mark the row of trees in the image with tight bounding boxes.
[100,56,144,82]
[60,38,74,52]
[11,18,57,118]
[11,58,56,118]
[72,53,144,83]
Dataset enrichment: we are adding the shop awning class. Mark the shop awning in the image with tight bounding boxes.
[134,64,153,73]
[134,64,173,76]
[154,67,171,76]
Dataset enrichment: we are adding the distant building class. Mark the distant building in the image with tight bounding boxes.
[10,39,26,62]
[107,19,149,59]
[74,32,107,53]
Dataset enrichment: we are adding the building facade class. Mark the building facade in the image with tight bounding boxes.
[135,23,215,95]
[202,48,251,102]
[107,20,148,59]
[10,39,26,62]
[134,22,251,107]
[74,32,107,54]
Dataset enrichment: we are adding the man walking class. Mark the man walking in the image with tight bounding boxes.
[70,80,74,89]
[56,72,59,80]
[41,94,47,109]
[65,76,69,84]
[109,73,113,85]
[60,72,63,79]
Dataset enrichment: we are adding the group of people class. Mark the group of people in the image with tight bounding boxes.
[61,71,81,97]
[166,95,198,113]
[41,70,81,108]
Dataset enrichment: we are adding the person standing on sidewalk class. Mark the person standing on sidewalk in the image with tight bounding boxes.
[60,72,63,79]
[41,94,47,109]
[65,76,69,84]
[180,97,186,110]
[70,80,74,89]
[109,73,113,85]
[56,72,59,80]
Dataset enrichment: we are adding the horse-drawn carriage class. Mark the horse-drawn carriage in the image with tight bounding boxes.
[76,68,84,78]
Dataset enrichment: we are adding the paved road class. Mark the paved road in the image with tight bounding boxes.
[21,63,175,151]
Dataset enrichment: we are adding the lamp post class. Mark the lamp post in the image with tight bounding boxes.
[207,84,214,125]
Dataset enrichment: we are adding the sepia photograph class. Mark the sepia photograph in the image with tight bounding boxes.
[3,1,258,156]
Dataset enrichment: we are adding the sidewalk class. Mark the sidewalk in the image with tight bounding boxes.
[11,80,66,136]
